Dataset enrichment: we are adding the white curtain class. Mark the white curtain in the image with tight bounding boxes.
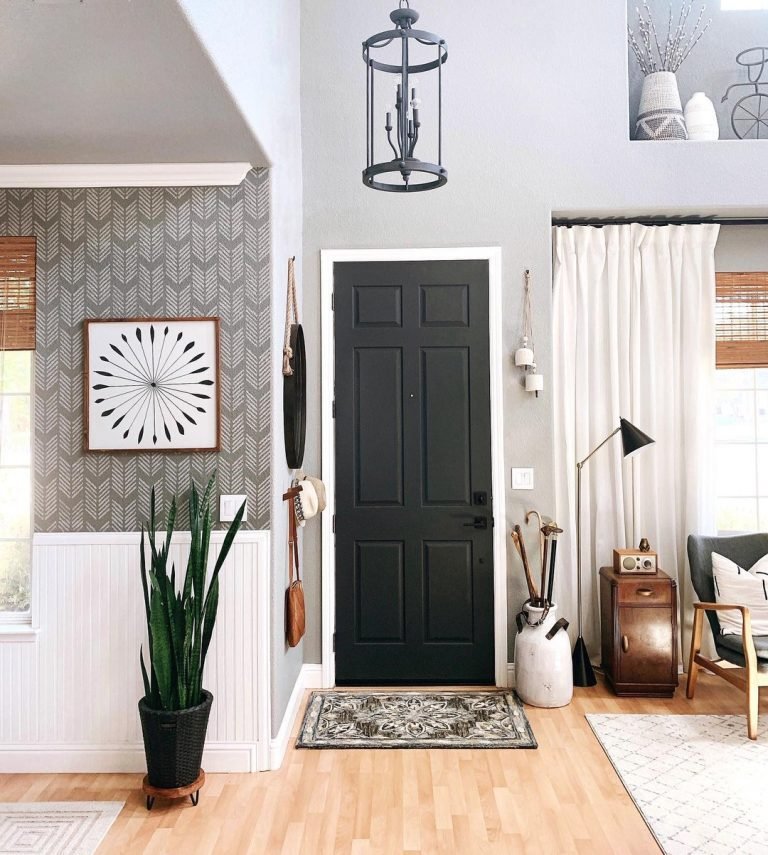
[552,223,720,663]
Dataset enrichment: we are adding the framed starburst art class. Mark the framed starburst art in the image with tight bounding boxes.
[84,317,220,452]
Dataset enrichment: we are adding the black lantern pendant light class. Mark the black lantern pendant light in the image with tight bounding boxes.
[362,0,447,192]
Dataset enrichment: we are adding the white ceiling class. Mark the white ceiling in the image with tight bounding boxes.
[0,0,268,166]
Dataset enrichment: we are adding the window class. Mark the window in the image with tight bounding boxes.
[0,237,35,619]
[715,368,768,533]
[0,352,32,614]
[715,271,768,534]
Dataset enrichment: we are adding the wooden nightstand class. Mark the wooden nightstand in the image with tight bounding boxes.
[599,566,679,698]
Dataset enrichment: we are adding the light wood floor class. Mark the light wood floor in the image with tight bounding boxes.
[0,674,763,854]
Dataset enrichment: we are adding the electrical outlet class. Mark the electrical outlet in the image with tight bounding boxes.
[220,494,248,523]
[511,468,534,490]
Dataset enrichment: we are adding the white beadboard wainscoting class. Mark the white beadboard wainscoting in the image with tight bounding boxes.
[0,530,271,773]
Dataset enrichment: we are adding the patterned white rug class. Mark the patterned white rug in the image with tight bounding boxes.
[0,802,123,854]
[297,691,537,749]
[587,715,768,855]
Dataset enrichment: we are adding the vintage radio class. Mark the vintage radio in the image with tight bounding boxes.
[613,548,657,575]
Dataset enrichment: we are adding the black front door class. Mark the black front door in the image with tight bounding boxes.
[334,260,494,684]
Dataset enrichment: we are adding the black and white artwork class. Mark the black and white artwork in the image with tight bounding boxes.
[84,318,220,452]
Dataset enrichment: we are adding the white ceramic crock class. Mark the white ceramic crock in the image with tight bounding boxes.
[515,603,573,708]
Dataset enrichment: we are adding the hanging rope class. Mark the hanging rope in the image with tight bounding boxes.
[282,257,299,376]
[522,269,533,347]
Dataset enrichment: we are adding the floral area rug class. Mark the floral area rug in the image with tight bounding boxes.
[296,690,537,749]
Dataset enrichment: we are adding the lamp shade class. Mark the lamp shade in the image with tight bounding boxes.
[619,418,654,457]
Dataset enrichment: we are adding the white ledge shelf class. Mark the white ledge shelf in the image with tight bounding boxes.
[0,625,39,643]
[0,163,252,188]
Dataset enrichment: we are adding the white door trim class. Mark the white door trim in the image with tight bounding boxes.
[320,247,507,688]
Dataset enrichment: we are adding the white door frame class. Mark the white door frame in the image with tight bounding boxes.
[320,247,507,688]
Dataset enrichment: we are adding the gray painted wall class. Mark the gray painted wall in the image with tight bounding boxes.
[627,2,768,140]
[1,170,270,532]
[717,224,768,269]
[181,0,305,737]
[0,0,266,165]
[300,0,768,664]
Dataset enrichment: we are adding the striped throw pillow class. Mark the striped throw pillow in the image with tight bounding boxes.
[711,552,768,636]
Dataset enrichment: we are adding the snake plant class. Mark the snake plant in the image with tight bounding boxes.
[139,476,246,711]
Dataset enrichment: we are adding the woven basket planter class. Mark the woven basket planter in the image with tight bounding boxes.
[139,690,212,789]
[635,71,688,141]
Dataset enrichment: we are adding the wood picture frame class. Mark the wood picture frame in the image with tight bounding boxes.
[83,317,221,453]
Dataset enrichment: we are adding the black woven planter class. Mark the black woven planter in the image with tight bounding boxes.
[139,690,212,789]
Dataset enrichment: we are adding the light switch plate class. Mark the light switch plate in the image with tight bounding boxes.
[220,494,248,523]
[511,468,534,490]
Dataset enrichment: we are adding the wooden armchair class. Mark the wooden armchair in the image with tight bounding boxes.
[687,534,768,739]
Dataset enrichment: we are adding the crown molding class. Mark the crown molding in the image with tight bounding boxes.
[0,163,252,188]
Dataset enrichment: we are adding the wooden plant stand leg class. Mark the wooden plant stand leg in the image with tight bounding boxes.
[142,770,205,810]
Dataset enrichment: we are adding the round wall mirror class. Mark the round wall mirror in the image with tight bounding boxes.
[283,323,306,469]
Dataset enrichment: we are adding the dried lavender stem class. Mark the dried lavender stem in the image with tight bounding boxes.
[676,18,711,70]
[663,3,673,70]
[644,0,665,70]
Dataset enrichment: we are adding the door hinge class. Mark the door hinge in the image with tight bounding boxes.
[332,399,336,418]
[332,514,336,533]
[331,292,335,311]
[332,632,336,652]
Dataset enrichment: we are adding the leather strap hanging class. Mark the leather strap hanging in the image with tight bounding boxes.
[283,485,306,647]
[282,257,299,377]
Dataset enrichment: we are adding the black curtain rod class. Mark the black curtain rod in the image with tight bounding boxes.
[552,216,768,228]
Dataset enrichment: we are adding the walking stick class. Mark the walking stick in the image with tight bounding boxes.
[544,523,563,606]
[514,524,537,602]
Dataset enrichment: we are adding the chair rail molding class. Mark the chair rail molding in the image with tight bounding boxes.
[0,529,271,774]
[0,163,252,188]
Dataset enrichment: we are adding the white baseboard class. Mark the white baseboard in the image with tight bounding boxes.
[0,741,265,774]
[302,664,324,690]
[269,663,323,770]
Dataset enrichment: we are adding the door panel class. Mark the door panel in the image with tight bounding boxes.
[334,260,493,684]
[354,348,403,506]
[420,284,470,327]
[355,541,405,642]
[423,541,474,642]
[354,285,403,328]
[421,347,471,505]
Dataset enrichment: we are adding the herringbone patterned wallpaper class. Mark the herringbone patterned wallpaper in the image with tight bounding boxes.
[0,169,271,531]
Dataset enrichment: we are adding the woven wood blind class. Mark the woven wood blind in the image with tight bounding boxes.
[0,237,36,351]
[716,271,768,368]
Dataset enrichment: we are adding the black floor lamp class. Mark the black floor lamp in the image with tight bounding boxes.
[573,417,655,687]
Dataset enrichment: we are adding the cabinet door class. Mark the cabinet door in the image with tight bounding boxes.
[617,607,673,685]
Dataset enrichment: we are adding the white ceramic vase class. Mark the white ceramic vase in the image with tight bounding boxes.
[635,71,688,141]
[514,603,573,708]
[684,92,719,141]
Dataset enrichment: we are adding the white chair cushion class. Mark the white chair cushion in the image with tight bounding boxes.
[711,551,768,636]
